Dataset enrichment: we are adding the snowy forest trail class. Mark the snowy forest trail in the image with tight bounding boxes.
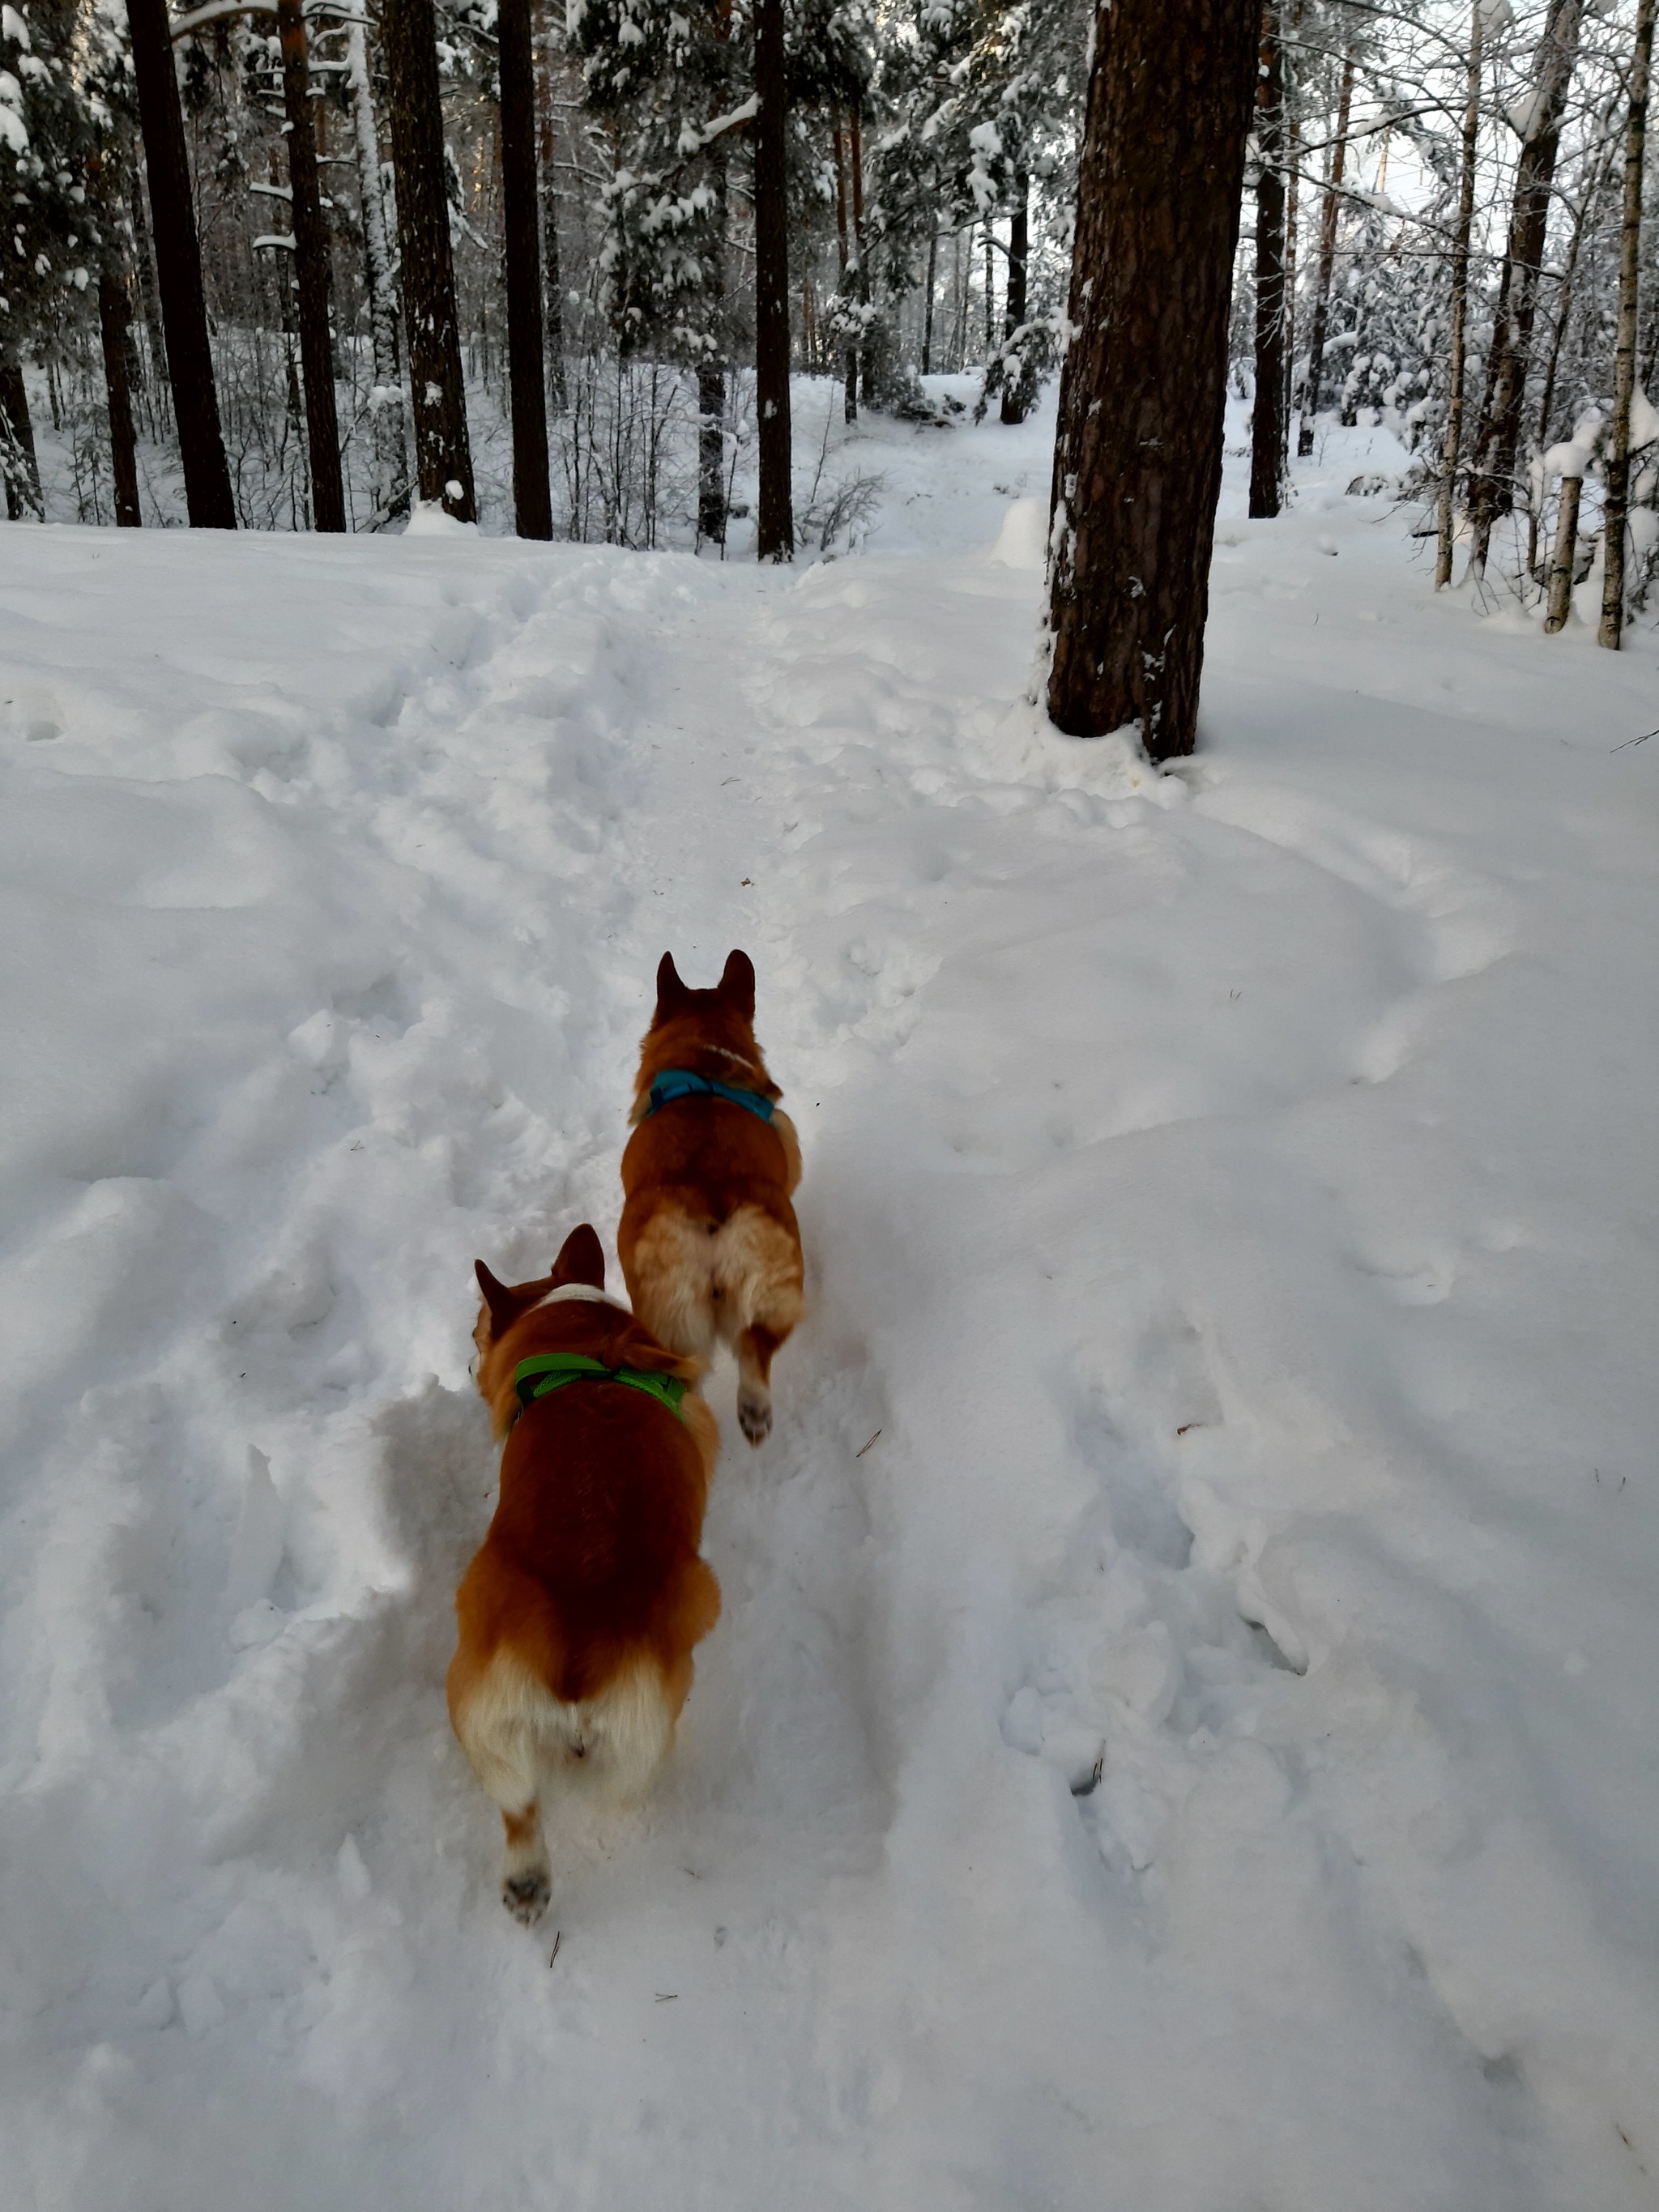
[2,414,1657,2211]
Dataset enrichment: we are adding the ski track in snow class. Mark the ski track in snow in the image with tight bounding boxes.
[2,403,1657,2210]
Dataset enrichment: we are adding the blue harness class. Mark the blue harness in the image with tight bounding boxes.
[646,1068,775,1125]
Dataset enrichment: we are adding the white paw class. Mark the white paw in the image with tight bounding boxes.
[737,1388,772,1446]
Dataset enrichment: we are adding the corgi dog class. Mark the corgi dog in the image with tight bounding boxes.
[619,951,804,1446]
[448,1223,721,1924]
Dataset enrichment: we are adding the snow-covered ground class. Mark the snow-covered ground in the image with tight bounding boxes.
[2,391,1656,2212]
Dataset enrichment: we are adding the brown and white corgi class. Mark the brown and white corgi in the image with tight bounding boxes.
[448,1224,722,1924]
[619,951,804,1446]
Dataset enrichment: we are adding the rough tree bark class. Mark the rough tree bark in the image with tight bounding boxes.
[0,353,42,518]
[1465,0,1585,578]
[1045,0,1258,758]
[382,0,476,519]
[1299,45,1353,457]
[346,11,408,522]
[535,16,568,415]
[1435,0,1483,587]
[983,218,995,357]
[126,0,236,526]
[1599,0,1656,646]
[1544,472,1581,630]
[498,0,552,538]
[697,145,730,548]
[922,228,938,375]
[832,117,857,424]
[277,0,344,531]
[97,266,143,526]
[999,167,1030,424]
[753,0,792,560]
[1250,0,1288,517]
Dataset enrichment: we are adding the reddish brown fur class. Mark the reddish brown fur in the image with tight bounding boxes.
[448,1225,721,1921]
[619,951,804,1445]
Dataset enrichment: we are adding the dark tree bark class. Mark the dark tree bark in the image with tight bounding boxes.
[0,354,42,519]
[382,0,476,519]
[126,0,236,526]
[1045,0,1257,758]
[753,0,792,560]
[1299,44,1353,456]
[498,0,552,537]
[850,106,872,407]
[127,169,168,429]
[697,146,730,548]
[1465,0,1584,577]
[277,0,345,531]
[832,116,857,424]
[98,266,143,526]
[999,167,1030,424]
[922,227,938,375]
[1600,0,1655,646]
[983,218,995,356]
[1249,0,1288,518]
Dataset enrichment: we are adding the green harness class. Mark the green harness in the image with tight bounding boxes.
[513,1352,687,1422]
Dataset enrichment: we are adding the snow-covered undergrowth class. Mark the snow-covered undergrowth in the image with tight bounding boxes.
[2,397,1656,2211]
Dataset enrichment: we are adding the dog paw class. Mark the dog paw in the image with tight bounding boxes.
[737,1389,773,1446]
[502,1868,551,1925]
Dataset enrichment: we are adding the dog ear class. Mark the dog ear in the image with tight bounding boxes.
[655,952,689,1020]
[719,949,756,1019]
[475,1259,524,1339]
[550,1223,606,1290]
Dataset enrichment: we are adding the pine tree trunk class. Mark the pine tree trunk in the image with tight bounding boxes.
[536,35,567,415]
[1298,45,1352,457]
[697,146,729,548]
[922,227,937,375]
[0,352,41,519]
[850,106,872,407]
[1599,0,1655,646]
[98,266,143,526]
[1436,0,1482,587]
[278,0,344,531]
[983,219,995,357]
[382,0,476,519]
[1465,0,1585,578]
[498,0,552,538]
[999,167,1030,424]
[126,0,236,526]
[1249,0,1288,518]
[346,12,409,522]
[1045,0,1257,758]
[833,117,856,424]
[127,169,168,430]
[753,0,792,560]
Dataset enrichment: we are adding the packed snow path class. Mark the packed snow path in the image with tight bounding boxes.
[2,420,1657,2210]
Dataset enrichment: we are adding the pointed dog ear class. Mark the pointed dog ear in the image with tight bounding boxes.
[475,1259,524,1340]
[550,1224,606,1290]
[719,949,756,1019]
[655,952,689,1020]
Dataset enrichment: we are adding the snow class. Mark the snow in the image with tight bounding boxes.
[2,391,1657,2210]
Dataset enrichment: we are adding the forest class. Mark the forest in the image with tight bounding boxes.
[0,0,1653,647]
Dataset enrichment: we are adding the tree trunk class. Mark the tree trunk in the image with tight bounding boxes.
[983,218,995,357]
[98,266,143,526]
[1527,134,1614,578]
[697,145,729,547]
[833,116,856,424]
[278,0,344,531]
[127,169,168,430]
[850,105,872,407]
[1435,0,1483,587]
[1543,473,1581,630]
[346,12,408,522]
[498,0,552,538]
[1298,45,1352,456]
[1249,0,1288,517]
[1045,0,1257,758]
[1000,167,1030,424]
[1465,0,1585,578]
[753,0,792,560]
[126,0,236,526]
[1599,0,1656,647]
[382,0,476,519]
[536,38,567,414]
[922,227,938,375]
[0,353,42,519]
